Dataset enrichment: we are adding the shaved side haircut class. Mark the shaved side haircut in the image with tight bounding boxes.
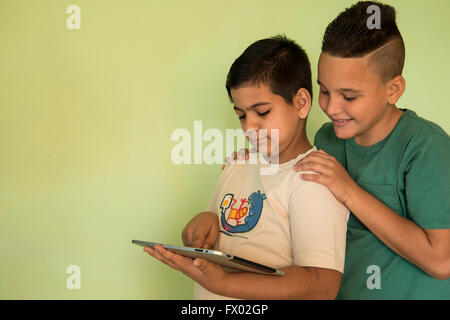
[321,1,405,83]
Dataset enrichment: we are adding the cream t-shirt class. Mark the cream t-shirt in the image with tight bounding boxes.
[195,147,349,299]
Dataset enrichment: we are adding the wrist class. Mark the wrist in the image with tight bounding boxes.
[343,180,363,210]
[208,268,232,297]
[220,270,233,296]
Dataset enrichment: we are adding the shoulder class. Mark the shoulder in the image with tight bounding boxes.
[394,110,449,165]
[396,110,448,143]
[286,169,348,216]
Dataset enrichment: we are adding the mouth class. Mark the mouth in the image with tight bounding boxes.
[331,118,353,127]
[249,137,268,147]
[248,137,271,154]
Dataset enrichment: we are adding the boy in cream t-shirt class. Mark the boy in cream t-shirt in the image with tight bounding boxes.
[195,147,348,299]
[145,35,349,299]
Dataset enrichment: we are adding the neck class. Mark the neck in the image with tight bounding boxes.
[354,105,404,146]
[277,132,312,164]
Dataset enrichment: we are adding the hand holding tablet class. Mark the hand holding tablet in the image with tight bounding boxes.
[132,240,284,275]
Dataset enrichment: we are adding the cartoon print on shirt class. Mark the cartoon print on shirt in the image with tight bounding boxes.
[219,190,266,235]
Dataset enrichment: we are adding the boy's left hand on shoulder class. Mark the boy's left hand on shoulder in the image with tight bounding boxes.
[294,150,357,204]
[144,245,228,294]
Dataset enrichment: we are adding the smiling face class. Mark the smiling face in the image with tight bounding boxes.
[317,52,403,146]
[230,83,311,163]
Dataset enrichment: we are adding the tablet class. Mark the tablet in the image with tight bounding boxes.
[132,240,284,276]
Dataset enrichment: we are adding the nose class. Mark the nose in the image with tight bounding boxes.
[243,113,260,132]
[323,95,341,116]
[242,114,261,145]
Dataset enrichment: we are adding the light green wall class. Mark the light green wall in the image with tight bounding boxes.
[0,0,448,299]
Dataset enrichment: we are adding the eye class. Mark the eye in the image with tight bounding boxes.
[257,110,270,117]
[320,89,329,95]
[238,114,246,120]
[343,95,357,101]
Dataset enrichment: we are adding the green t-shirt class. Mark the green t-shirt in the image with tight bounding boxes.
[314,109,450,299]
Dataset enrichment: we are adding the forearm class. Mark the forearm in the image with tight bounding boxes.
[346,185,449,279]
[146,242,343,299]
[217,266,341,300]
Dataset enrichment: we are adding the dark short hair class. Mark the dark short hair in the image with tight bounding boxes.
[322,1,405,82]
[225,35,312,105]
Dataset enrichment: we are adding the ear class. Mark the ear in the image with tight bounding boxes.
[386,75,406,105]
[293,88,312,119]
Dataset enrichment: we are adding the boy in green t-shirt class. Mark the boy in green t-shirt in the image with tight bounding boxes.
[295,1,449,298]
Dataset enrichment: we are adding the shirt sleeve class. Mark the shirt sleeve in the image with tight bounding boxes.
[289,175,349,273]
[404,132,450,228]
